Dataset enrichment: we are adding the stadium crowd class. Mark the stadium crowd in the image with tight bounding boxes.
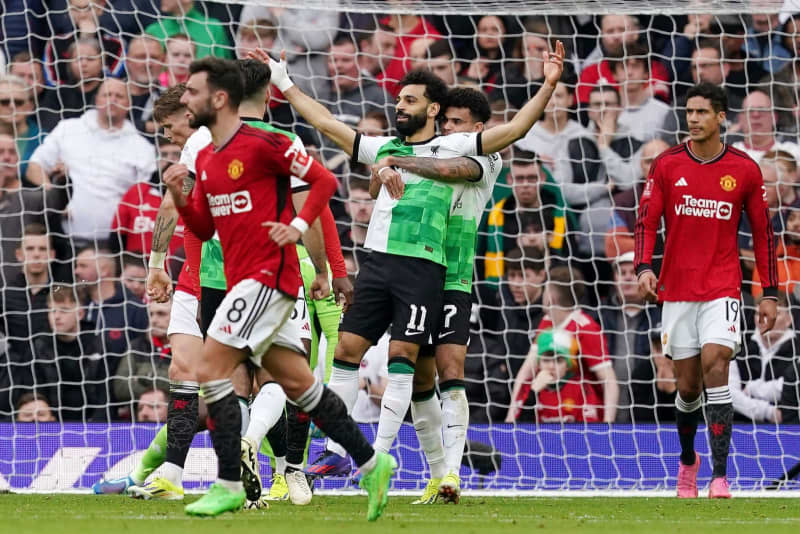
[2,1,800,426]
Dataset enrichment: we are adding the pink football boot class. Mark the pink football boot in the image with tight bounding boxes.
[709,477,732,498]
[677,453,700,498]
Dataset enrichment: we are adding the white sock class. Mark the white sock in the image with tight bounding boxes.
[360,453,378,474]
[441,388,469,474]
[326,364,360,456]
[275,456,287,476]
[245,382,287,445]
[373,371,414,453]
[216,478,243,492]
[238,397,250,437]
[161,461,183,486]
[411,393,447,479]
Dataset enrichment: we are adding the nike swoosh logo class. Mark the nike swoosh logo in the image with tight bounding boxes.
[438,330,455,339]
[404,329,422,336]
[383,405,398,416]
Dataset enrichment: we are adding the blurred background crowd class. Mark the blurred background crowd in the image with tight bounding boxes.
[2,0,800,427]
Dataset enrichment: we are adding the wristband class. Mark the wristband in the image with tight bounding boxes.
[290,217,309,235]
[148,251,166,270]
[378,166,394,178]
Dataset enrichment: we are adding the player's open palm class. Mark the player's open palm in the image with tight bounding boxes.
[146,268,173,303]
[542,40,566,87]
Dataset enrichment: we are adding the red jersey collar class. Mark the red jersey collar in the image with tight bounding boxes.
[684,141,728,165]
[213,121,244,153]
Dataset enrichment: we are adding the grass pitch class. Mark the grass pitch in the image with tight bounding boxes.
[1,494,798,534]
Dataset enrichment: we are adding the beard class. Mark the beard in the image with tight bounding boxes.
[187,98,215,129]
[395,109,428,137]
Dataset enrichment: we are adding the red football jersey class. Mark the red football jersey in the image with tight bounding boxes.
[178,123,338,296]
[112,183,185,257]
[533,380,603,423]
[174,229,202,298]
[536,310,611,380]
[635,142,779,301]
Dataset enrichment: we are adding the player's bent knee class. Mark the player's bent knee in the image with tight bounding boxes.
[334,332,371,364]
[194,339,244,384]
[168,334,202,381]
[230,362,253,398]
[262,345,315,399]
[388,340,420,363]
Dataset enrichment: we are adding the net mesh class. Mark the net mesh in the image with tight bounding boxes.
[1,0,799,492]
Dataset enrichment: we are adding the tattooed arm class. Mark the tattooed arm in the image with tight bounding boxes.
[377,155,483,183]
[153,172,196,250]
[146,172,196,302]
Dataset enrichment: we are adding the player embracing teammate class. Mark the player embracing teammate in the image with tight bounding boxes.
[249,40,565,504]
[635,82,778,498]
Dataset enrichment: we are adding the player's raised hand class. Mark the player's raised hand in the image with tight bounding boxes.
[332,276,354,312]
[162,163,190,207]
[263,221,302,247]
[248,48,294,92]
[146,267,173,303]
[637,270,658,302]
[310,272,331,300]
[542,40,565,87]
[757,297,777,334]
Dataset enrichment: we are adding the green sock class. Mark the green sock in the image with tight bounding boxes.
[131,425,168,485]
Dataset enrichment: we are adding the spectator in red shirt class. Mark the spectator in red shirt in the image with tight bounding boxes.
[111,137,184,259]
[507,264,618,422]
[577,14,670,106]
[514,329,603,423]
[378,14,441,96]
[357,23,398,80]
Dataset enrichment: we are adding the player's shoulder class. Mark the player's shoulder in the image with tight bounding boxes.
[439,131,478,149]
[358,133,400,148]
[725,144,761,173]
[185,126,212,152]
[654,143,686,165]
[238,123,293,148]
[244,119,298,141]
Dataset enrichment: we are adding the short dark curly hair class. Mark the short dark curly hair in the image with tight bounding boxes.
[445,87,490,123]
[686,82,728,113]
[398,68,449,114]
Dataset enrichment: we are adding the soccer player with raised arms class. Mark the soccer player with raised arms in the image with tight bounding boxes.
[379,87,501,504]
[163,56,395,519]
[249,41,564,480]
[635,82,778,499]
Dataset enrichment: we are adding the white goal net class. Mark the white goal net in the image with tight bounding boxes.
[1,0,799,493]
